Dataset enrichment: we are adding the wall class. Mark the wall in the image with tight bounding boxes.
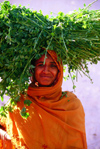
[0,0,100,148]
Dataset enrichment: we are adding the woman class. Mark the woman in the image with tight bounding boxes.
[0,50,87,149]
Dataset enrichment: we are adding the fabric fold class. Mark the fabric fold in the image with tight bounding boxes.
[2,50,87,149]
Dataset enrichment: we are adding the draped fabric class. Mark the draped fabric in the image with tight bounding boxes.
[1,50,87,148]
[0,139,14,149]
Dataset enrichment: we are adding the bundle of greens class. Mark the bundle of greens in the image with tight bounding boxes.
[0,1,100,117]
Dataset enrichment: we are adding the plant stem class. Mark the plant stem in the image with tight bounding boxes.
[85,0,98,9]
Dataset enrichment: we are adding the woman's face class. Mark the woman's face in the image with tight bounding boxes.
[34,54,58,87]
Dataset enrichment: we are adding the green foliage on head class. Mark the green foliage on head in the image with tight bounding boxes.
[0,1,100,116]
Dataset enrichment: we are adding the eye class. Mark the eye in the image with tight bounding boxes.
[50,64,57,68]
[36,63,44,67]
[38,64,44,66]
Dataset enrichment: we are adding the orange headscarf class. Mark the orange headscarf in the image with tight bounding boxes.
[3,50,87,148]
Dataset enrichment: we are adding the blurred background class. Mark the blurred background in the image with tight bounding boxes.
[0,0,100,148]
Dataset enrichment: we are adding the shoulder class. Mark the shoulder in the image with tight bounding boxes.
[64,91,80,103]
[64,91,84,112]
[66,91,77,98]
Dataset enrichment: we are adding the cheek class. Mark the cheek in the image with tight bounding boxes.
[34,68,41,79]
[52,69,58,78]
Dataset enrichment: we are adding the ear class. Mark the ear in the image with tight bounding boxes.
[30,73,34,83]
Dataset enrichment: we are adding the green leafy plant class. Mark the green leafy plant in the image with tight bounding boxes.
[0,1,100,117]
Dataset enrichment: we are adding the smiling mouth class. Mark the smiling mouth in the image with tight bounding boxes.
[41,76,52,78]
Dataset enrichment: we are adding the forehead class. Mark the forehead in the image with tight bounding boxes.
[35,54,54,64]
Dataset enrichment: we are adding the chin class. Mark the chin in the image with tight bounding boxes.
[39,82,52,87]
[41,84,51,87]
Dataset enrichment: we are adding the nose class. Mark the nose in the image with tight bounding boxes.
[43,65,49,73]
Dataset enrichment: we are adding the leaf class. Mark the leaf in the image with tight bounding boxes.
[0,1,100,118]
[73,85,76,89]
[0,33,3,36]
[0,106,4,112]
[39,10,43,14]
[72,74,76,80]
[20,107,29,118]
[60,92,67,99]
[24,100,32,106]
[51,32,55,36]
[14,96,20,102]
[30,65,35,69]
[84,3,86,7]
[8,106,13,112]
[22,39,25,43]
[21,107,26,113]
[0,96,4,102]
[53,24,57,29]
[20,111,29,118]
